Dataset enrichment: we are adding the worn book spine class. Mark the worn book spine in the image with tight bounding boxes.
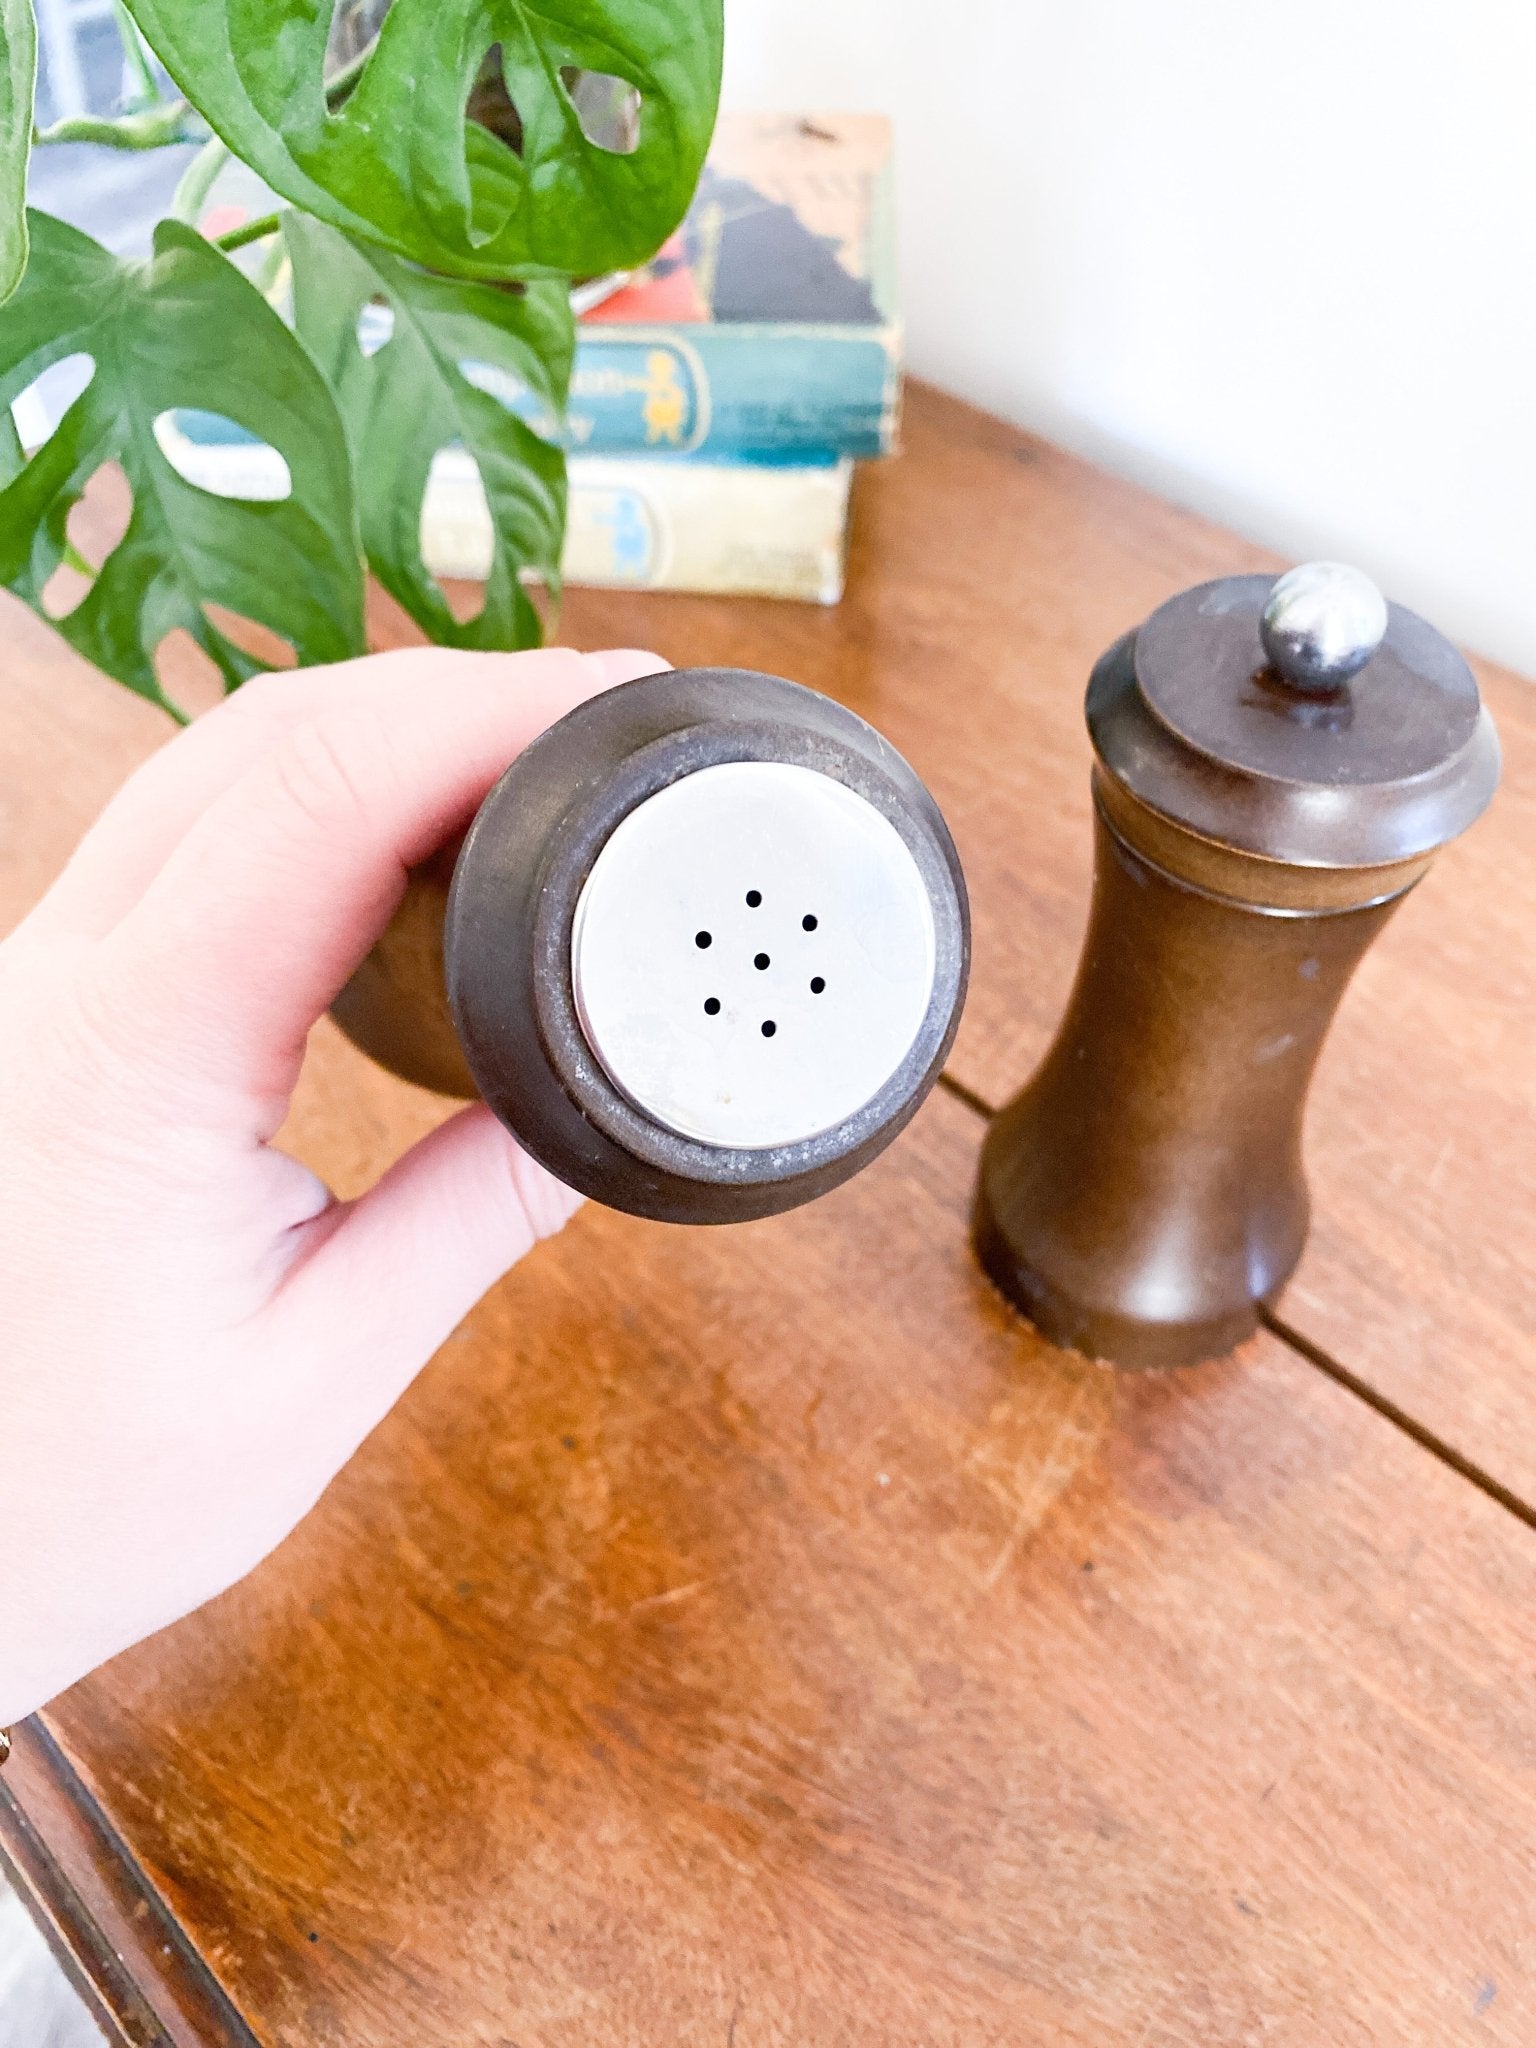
[426,448,854,605]
[557,323,902,460]
[150,415,854,606]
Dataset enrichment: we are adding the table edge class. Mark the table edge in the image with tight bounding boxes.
[0,1716,259,2048]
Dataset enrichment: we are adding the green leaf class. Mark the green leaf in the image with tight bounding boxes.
[0,0,35,301]
[122,0,723,280]
[0,213,365,710]
[288,211,569,651]
[0,393,19,482]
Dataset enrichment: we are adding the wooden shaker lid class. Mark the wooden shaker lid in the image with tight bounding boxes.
[1087,568,1500,870]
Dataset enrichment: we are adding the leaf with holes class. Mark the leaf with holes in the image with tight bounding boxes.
[0,212,364,711]
[122,0,722,280]
[288,211,569,651]
[0,0,35,302]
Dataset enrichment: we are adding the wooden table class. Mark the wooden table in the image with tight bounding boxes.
[3,384,1533,2046]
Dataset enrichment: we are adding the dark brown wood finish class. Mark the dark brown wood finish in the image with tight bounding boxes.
[973,806,1412,1368]
[0,391,1532,2040]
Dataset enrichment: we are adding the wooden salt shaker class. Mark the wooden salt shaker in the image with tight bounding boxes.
[973,563,1500,1369]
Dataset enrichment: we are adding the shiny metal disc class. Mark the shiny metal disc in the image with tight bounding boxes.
[571,762,938,1150]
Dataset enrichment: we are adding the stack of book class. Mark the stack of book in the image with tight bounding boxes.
[428,112,901,605]
[145,113,900,607]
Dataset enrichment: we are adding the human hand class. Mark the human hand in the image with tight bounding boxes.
[0,644,664,1725]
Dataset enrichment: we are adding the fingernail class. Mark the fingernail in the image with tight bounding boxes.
[583,648,671,689]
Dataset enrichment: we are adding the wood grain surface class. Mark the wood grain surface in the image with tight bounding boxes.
[555,386,1536,1504]
[12,389,1528,1498]
[0,1719,257,2048]
[1,386,1532,2041]
[29,1065,1536,2045]
[1273,667,1536,1491]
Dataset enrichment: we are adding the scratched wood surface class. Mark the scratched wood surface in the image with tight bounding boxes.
[19,1067,1536,2046]
[556,386,1536,1505]
[0,387,1532,2041]
[0,1718,256,2048]
[8,388,1528,1500]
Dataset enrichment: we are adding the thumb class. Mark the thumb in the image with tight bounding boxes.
[271,1104,581,1459]
[581,647,670,688]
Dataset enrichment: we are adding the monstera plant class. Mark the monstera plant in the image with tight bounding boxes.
[0,0,722,717]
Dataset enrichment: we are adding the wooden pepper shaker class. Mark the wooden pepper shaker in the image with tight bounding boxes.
[973,563,1500,1369]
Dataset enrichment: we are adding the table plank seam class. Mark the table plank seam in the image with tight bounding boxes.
[1260,1307,1536,1539]
[934,1070,992,1123]
[938,1072,1536,1542]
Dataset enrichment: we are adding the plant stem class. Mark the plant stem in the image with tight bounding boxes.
[34,103,197,149]
[324,44,375,109]
[213,213,283,253]
[34,36,371,154]
[110,0,161,110]
[250,235,289,298]
[170,138,229,223]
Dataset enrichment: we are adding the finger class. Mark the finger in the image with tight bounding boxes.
[90,646,669,1100]
[27,647,666,942]
[265,1104,582,1464]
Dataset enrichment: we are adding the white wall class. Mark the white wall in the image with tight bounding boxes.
[722,0,1536,678]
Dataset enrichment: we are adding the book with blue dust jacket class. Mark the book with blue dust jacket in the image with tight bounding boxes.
[518,114,901,462]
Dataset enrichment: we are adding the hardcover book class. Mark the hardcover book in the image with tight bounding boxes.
[487,113,902,462]
[430,448,853,604]
[152,412,855,606]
